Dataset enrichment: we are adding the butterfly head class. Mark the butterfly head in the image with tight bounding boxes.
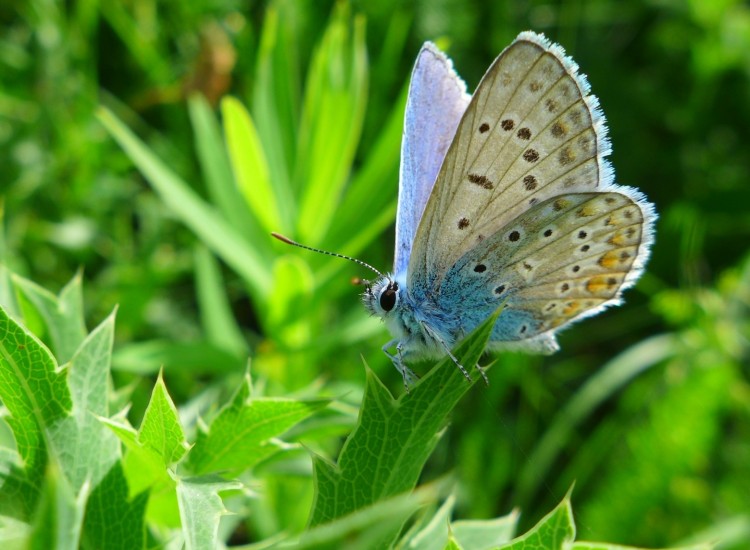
[362,276,400,318]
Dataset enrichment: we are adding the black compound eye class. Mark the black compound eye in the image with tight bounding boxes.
[379,282,398,312]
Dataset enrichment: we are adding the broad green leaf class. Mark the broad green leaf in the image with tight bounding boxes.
[0,305,71,503]
[101,417,180,527]
[188,94,262,248]
[97,106,272,302]
[295,4,368,244]
[47,311,120,492]
[498,494,575,550]
[194,244,248,357]
[28,461,87,550]
[292,484,441,550]
[322,81,406,262]
[175,474,241,550]
[309,308,501,528]
[452,512,519,549]
[81,463,148,550]
[185,373,328,475]
[139,371,189,467]
[222,96,290,233]
[400,495,455,550]
[266,255,315,342]
[397,494,518,550]
[252,1,300,200]
[11,272,86,364]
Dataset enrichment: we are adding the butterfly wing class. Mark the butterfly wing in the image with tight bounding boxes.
[394,42,471,277]
[406,32,655,348]
[437,191,654,352]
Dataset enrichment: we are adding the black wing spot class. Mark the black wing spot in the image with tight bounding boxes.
[508,230,520,242]
[523,149,540,163]
[479,122,490,133]
[474,264,487,273]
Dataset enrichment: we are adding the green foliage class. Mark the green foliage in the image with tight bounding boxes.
[2,0,750,547]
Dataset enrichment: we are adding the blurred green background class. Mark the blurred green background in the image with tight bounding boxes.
[2,0,749,547]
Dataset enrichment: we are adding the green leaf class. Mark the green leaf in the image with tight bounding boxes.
[498,494,575,550]
[451,512,519,550]
[251,0,300,200]
[309,307,500,528]
[188,94,262,247]
[194,244,248,357]
[175,474,241,550]
[222,96,291,233]
[185,373,328,476]
[81,463,148,550]
[97,106,272,303]
[138,371,188,467]
[11,272,86,365]
[0,305,71,507]
[28,460,87,550]
[292,484,441,550]
[398,494,518,550]
[295,4,368,244]
[47,311,120,492]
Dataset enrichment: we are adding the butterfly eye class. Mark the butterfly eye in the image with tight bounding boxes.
[379,282,399,312]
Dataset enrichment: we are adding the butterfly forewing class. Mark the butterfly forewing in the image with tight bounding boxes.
[409,33,613,294]
[394,43,471,276]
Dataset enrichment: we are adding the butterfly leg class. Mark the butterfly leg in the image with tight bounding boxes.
[419,322,488,385]
[382,339,419,390]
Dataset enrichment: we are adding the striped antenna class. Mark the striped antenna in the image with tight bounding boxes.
[271,233,386,279]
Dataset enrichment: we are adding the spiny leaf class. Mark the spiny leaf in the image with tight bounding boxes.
[309,308,501,527]
[185,373,329,476]
[138,371,189,467]
[175,474,241,550]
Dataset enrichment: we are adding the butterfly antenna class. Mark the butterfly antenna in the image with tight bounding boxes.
[271,233,386,280]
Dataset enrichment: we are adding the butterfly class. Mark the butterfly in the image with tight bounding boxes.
[274,31,656,388]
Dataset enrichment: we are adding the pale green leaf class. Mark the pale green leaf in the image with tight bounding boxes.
[252,1,300,197]
[28,460,87,550]
[451,511,519,549]
[47,311,120,492]
[222,96,290,233]
[185,374,328,475]
[11,272,86,364]
[295,5,368,244]
[188,94,263,246]
[138,372,188,467]
[175,474,242,550]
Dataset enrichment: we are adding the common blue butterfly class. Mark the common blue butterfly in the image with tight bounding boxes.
[274,32,656,387]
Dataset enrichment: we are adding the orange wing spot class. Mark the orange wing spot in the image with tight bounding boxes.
[562,301,581,316]
[587,275,621,295]
[576,203,599,217]
[553,198,570,211]
[597,251,620,269]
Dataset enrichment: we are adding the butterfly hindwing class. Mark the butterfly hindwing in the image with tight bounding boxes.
[437,191,650,349]
[394,43,471,276]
